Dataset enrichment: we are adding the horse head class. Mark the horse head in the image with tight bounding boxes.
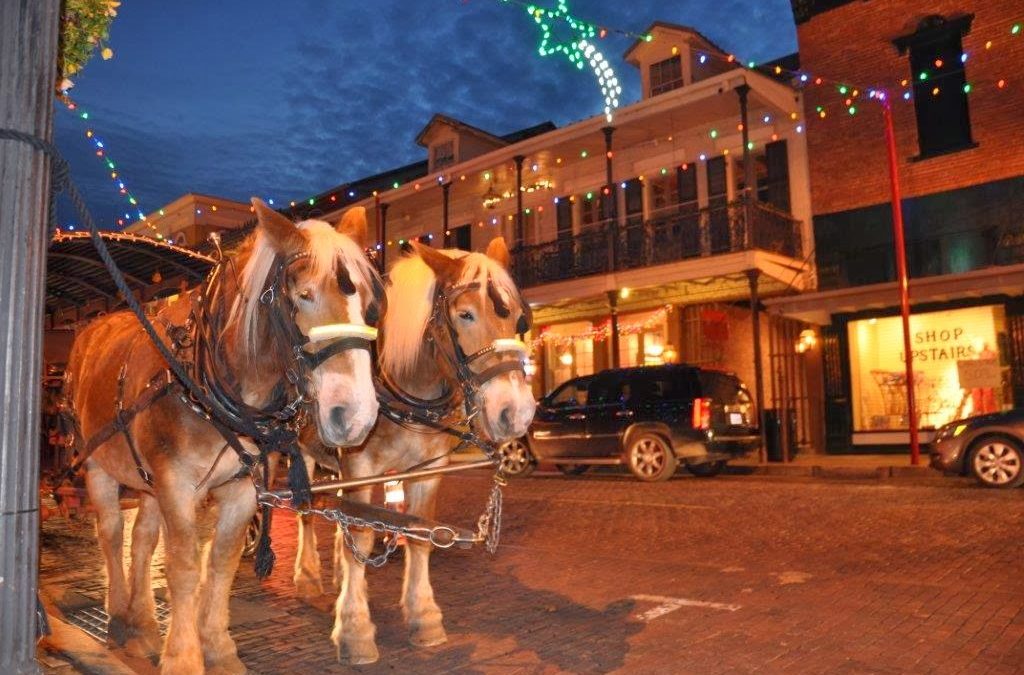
[240,199,381,447]
[384,237,536,443]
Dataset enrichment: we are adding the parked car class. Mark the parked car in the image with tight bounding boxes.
[499,364,760,481]
[930,409,1024,488]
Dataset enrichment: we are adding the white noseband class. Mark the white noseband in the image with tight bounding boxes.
[306,323,378,343]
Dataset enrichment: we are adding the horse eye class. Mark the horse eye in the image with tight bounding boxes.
[298,289,314,303]
[457,310,475,322]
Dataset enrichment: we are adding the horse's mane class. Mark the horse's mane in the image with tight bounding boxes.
[226,219,378,361]
[380,248,518,381]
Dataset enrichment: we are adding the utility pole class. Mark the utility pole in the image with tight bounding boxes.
[0,1,61,672]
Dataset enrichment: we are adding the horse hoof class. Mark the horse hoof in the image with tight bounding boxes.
[294,576,324,599]
[410,625,448,648]
[106,615,129,647]
[205,654,247,675]
[337,639,379,665]
[124,626,162,662]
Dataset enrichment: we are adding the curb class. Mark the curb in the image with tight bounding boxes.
[727,463,946,482]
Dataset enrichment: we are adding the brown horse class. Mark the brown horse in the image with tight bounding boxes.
[64,200,380,674]
[293,239,536,664]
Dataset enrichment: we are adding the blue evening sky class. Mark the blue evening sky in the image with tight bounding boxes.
[55,1,797,228]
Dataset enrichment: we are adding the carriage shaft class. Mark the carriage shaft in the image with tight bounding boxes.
[264,458,495,499]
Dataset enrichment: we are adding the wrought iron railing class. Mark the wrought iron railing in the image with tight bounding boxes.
[511,198,802,288]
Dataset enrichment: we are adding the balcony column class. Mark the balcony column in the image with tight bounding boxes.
[602,126,617,270]
[606,290,620,368]
[747,268,768,462]
[442,181,451,246]
[737,84,756,249]
[513,155,525,248]
[378,202,389,272]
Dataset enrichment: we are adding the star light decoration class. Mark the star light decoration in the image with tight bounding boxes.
[526,1,621,122]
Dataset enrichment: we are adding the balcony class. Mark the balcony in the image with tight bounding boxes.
[511,198,802,289]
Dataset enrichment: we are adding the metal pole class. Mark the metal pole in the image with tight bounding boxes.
[265,458,496,499]
[378,202,389,271]
[442,181,451,246]
[747,269,768,463]
[737,84,756,249]
[881,98,920,465]
[513,155,525,247]
[0,1,60,671]
[607,290,620,368]
[602,126,617,270]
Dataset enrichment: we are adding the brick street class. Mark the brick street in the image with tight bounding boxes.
[39,470,1024,674]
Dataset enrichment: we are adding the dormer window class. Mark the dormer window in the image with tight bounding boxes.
[431,140,455,172]
[650,55,683,96]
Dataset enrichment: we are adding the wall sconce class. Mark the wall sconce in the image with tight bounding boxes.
[558,351,574,366]
[795,328,817,354]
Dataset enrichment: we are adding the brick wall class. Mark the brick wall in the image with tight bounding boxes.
[798,0,1024,215]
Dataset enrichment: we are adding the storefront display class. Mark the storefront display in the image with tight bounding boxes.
[848,305,1011,431]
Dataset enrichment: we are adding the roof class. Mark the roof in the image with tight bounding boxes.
[48,231,215,309]
[623,21,734,63]
[415,113,507,148]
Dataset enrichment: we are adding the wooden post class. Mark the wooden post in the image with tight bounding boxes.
[513,155,525,248]
[0,1,60,672]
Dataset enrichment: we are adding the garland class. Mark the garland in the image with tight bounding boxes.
[58,0,120,91]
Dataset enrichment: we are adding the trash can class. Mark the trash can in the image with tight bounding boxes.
[764,409,797,462]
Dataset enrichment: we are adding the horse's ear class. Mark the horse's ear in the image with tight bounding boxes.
[251,198,305,254]
[412,241,461,282]
[485,236,511,269]
[336,206,368,248]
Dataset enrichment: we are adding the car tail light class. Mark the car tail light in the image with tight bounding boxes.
[692,398,711,430]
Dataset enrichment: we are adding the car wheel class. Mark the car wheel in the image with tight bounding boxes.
[688,460,725,478]
[625,433,677,482]
[556,464,589,476]
[969,436,1024,488]
[242,511,263,558]
[499,438,535,477]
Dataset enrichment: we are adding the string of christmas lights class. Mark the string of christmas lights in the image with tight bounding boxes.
[530,305,673,352]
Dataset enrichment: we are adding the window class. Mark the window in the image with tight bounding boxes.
[431,140,455,171]
[894,14,975,157]
[580,195,602,228]
[649,55,683,96]
[650,172,680,213]
[547,377,592,407]
[847,305,1010,432]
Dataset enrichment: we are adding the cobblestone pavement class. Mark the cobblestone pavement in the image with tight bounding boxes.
[39,470,1024,674]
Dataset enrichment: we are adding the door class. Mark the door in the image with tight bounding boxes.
[528,376,592,459]
[556,195,573,271]
[583,373,633,457]
[707,156,730,253]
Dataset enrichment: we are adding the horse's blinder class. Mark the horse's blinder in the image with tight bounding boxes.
[431,281,531,398]
[263,252,379,400]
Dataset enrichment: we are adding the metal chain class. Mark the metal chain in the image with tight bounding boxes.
[258,469,507,565]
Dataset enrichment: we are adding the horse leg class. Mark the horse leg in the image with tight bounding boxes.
[293,453,323,598]
[123,491,163,660]
[84,465,130,647]
[198,478,256,675]
[331,484,379,665]
[401,476,447,647]
[155,474,204,674]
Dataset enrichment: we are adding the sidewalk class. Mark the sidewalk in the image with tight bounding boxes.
[454,448,957,482]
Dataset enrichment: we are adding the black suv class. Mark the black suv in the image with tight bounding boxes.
[499,364,760,481]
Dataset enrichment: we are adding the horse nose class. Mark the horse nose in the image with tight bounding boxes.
[329,406,348,431]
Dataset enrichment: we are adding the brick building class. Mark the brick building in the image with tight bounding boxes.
[766,0,1024,452]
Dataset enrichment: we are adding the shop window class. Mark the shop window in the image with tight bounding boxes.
[847,305,1011,432]
[649,55,683,96]
[543,321,595,392]
[894,14,975,158]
